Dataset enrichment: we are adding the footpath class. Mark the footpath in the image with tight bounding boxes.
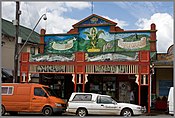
[143,110,171,116]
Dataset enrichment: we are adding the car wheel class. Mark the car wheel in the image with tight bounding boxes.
[121,108,133,117]
[1,105,5,116]
[77,108,87,117]
[42,106,53,116]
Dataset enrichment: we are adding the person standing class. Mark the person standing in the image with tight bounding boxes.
[130,90,135,104]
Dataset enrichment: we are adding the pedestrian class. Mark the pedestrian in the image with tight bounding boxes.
[130,90,135,104]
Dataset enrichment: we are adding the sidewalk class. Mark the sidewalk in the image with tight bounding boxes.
[143,110,169,116]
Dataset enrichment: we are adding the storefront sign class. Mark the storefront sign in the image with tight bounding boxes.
[92,65,138,74]
[36,65,66,72]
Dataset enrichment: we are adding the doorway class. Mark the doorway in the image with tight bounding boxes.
[39,74,74,99]
[141,86,148,108]
[85,74,117,99]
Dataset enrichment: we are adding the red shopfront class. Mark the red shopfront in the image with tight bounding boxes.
[20,14,157,113]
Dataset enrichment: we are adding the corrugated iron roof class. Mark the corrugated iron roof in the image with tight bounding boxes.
[2,18,40,44]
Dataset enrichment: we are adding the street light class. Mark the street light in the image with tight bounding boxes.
[16,14,47,57]
[14,13,47,82]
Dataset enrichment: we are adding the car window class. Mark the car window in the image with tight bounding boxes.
[34,87,46,97]
[97,96,113,104]
[2,86,14,95]
[72,94,92,101]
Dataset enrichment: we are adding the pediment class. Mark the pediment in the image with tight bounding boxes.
[73,14,117,27]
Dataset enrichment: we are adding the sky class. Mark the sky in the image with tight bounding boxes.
[1,1,174,53]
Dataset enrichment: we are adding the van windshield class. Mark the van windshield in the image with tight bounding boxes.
[43,87,57,97]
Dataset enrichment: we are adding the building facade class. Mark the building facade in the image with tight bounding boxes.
[20,14,157,112]
[1,19,40,82]
[151,45,173,110]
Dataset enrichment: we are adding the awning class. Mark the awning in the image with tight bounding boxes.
[152,61,173,68]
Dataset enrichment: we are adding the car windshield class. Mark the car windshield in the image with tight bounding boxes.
[43,87,57,97]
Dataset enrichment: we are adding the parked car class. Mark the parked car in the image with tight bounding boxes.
[167,87,174,116]
[66,92,146,117]
[1,83,66,116]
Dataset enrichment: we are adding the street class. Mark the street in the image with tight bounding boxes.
[2,112,173,117]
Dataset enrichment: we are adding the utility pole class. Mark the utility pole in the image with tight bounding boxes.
[13,1,20,83]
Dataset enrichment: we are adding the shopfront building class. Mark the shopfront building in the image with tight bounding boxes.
[20,14,157,112]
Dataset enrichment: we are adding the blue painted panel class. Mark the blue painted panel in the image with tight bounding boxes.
[159,80,173,96]
[80,16,109,25]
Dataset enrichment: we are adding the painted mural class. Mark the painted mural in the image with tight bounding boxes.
[79,26,150,52]
[41,15,151,62]
[79,16,110,26]
[44,35,78,53]
[44,27,150,54]
[30,53,75,62]
[85,52,139,62]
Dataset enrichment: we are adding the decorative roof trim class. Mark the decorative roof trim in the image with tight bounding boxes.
[72,14,117,28]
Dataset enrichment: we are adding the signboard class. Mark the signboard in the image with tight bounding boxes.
[86,65,138,74]
[29,65,74,73]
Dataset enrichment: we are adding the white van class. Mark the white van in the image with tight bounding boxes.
[167,87,174,115]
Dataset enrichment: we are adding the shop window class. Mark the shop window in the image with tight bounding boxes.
[38,47,40,53]
[159,80,173,96]
[30,47,35,55]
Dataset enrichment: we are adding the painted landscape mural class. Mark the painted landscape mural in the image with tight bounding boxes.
[44,35,78,53]
[32,25,151,62]
[30,14,152,62]
[44,26,150,53]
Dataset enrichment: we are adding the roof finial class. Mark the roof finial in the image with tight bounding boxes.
[91,1,94,14]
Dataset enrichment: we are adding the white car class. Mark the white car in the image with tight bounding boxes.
[66,92,146,117]
[167,87,174,115]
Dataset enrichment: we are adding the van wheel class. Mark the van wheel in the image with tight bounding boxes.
[121,108,133,117]
[77,108,87,117]
[42,106,53,116]
[1,105,5,116]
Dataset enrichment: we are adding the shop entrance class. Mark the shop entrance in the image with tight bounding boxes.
[39,74,74,100]
[85,74,138,103]
[141,86,148,109]
[85,74,116,99]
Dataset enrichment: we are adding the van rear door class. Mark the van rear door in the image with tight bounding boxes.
[30,87,49,112]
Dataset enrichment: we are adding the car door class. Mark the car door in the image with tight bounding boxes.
[30,87,49,112]
[95,96,118,115]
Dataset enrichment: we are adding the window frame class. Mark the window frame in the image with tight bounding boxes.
[97,96,113,104]
[30,47,35,55]
[34,87,47,97]
[2,86,14,95]
[72,94,92,101]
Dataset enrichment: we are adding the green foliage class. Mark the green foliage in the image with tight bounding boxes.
[83,27,105,49]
